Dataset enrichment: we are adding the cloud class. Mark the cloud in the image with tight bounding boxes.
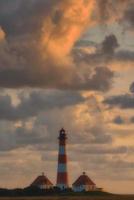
[130,82,134,93]
[74,33,134,69]
[113,116,125,125]
[73,34,119,63]
[0,92,133,191]
[75,145,127,155]
[0,0,57,36]
[0,103,112,151]
[130,116,134,123]
[0,27,5,41]
[101,34,119,55]
[41,0,95,60]
[103,94,134,109]
[0,90,85,121]
[0,1,127,90]
[0,0,131,37]
[0,126,45,151]
[96,0,130,23]
[122,3,134,31]
[109,159,134,170]
[115,50,134,62]
[103,82,134,109]
[0,1,133,90]
[0,55,114,91]
[89,125,112,144]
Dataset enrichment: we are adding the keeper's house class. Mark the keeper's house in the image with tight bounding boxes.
[72,172,97,192]
[30,173,53,189]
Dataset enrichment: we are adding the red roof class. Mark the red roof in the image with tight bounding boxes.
[73,172,96,186]
[31,174,53,187]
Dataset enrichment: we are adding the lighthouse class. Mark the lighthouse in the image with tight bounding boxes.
[56,128,69,189]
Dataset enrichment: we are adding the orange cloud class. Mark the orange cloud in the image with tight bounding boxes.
[0,27,5,42]
[41,0,95,61]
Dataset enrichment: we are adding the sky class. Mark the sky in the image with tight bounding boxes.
[0,0,134,194]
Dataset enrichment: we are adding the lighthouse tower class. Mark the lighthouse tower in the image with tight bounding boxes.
[56,128,69,189]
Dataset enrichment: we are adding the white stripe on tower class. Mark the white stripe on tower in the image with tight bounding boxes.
[56,128,69,190]
[59,146,65,155]
[58,164,67,172]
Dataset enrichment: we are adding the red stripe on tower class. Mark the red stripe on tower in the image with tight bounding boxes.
[56,128,69,189]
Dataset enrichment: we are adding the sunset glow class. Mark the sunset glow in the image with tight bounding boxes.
[0,0,134,195]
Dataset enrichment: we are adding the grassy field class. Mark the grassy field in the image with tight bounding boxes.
[0,196,134,200]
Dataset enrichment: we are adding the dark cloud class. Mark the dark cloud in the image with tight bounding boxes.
[115,50,134,62]
[122,3,134,31]
[130,116,134,123]
[0,0,58,36]
[130,82,134,93]
[0,117,112,152]
[113,116,125,125]
[74,33,134,68]
[0,90,85,121]
[0,123,48,151]
[77,66,114,91]
[103,94,134,109]
[73,34,120,67]
[0,54,114,90]
[75,145,127,155]
[0,0,131,35]
[70,126,112,145]
[101,34,119,55]
[15,127,46,146]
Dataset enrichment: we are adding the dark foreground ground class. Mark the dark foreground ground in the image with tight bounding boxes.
[0,196,134,200]
[0,188,133,200]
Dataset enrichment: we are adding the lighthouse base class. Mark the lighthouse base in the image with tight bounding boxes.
[56,184,68,190]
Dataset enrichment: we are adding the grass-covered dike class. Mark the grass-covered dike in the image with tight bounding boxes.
[0,187,133,199]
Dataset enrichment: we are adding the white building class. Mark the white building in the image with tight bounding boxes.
[72,172,96,192]
[30,173,53,189]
